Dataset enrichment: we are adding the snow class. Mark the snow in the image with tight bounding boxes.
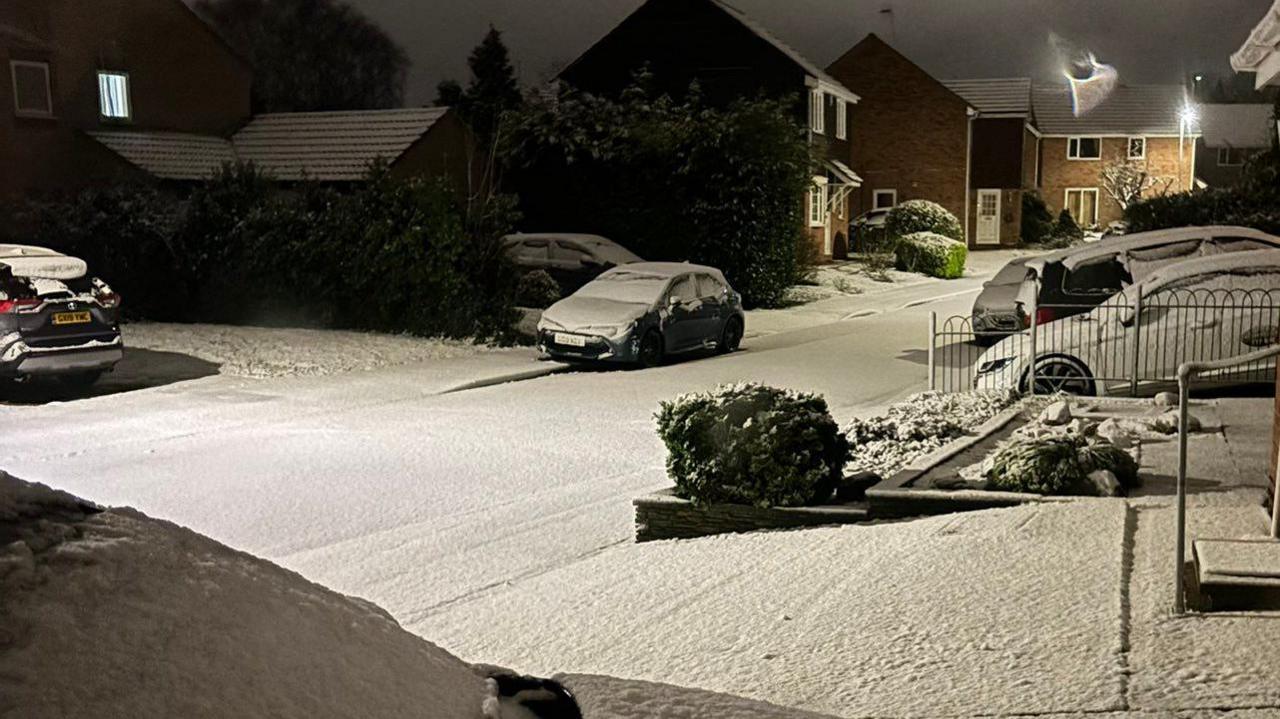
[0,470,489,718]
[783,259,923,305]
[121,321,501,378]
[0,244,87,280]
[560,674,840,718]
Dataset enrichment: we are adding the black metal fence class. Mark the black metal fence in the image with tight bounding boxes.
[929,288,1280,395]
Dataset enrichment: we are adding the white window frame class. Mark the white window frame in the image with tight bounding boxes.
[10,59,53,118]
[809,89,825,135]
[96,70,131,121]
[1126,136,1146,160]
[1217,147,1247,166]
[1067,136,1102,161]
[835,99,847,140]
[1063,188,1100,227]
[809,176,828,227]
[872,189,897,210]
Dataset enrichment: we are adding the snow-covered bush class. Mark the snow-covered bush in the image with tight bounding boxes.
[893,232,967,279]
[845,390,1018,478]
[656,383,851,508]
[515,270,560,309]
[986,433,1138,495]
[885,200,963,242]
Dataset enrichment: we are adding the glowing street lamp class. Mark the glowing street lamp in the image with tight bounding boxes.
[1178,104,1198,190]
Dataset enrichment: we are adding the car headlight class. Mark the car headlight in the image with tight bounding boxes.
[977,357,1014,374]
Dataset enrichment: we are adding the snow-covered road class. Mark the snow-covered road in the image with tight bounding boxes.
[0,279,982,634]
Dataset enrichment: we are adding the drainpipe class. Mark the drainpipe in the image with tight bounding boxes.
[964,109,976,246]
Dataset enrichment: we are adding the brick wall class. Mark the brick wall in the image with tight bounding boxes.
[1038,136,1195,228]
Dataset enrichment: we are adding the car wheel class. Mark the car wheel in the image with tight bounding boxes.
[637,330,664,368]
[719,317,743,354]
[1021,356,1096,396]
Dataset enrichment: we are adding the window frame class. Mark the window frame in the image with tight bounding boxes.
[834,98,847,140]
[809,176,828,228]
[96,70,132,122]
[10,59,53,118]
[1126,136,1146,160]
[872,189,897,210]
[1217,147,1247,166]
[1067,136,1102,161]
[809,89,825,135]
[1063,187,1100,227]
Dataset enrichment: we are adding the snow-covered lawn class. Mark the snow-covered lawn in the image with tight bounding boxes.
[121,321,500,378]
[785,258,924,305]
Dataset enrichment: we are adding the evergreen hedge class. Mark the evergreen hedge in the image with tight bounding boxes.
[894,232,967,279]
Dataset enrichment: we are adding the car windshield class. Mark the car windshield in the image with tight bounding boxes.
[581,240,642,265]
[574,271,669,304]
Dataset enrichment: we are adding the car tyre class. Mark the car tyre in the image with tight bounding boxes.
[637,330,664,368]
[1020,356,1096,396]
[719,317,743,354]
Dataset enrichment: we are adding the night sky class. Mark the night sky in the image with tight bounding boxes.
[338,0,1270,106]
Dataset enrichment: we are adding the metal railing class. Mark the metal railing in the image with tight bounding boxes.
[929,288,1280,396]
[1173,344,1280,614]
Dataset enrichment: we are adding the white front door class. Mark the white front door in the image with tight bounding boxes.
[976,189,1001,245]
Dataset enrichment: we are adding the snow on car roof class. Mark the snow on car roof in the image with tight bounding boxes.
[1140,248,1280,294]
[0,244,87,280]
[604,262,724,280]
[1039,226,1280,271]
[502,232,614,245]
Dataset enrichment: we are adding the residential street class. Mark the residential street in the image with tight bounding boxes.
[0,266,998,634]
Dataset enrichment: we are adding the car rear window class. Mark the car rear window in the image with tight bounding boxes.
[513,240,549,260]
[669,276,698,303]
[696,274,724,297]
[1210,237,1273,253]
[551,242,591,262]
[1063,256,1128,294]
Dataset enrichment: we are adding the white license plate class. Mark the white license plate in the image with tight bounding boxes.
[554,332,586,347]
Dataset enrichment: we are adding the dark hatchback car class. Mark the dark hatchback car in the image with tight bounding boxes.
[0,245,122,388]
[501,233,642,296]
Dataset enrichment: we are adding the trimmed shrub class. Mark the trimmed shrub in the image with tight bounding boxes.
[655,383,851,508]
[1020,192,1054,245]
[893,232,967,279]
[986,433,1139,496]
[515,270,560,309]
[885,200,963,242]
[1053,209,1083,241]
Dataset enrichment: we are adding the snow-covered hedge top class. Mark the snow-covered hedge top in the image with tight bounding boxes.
[885,200,963,242]
[899,231,965,250]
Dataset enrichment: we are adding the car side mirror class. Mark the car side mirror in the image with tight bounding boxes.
[668,295,681,308]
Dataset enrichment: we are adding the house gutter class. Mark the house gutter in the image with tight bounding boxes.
[964,108,976,246]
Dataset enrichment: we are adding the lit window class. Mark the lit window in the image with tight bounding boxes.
[872,189,896,209]
[1127,137,1145,160]
[97,71,130,120]
[1067,137,1101,160]
[10,60,52,117]
[835,99,847,140]
[1064,188,1099,227]
[809,89,824,135]
[809,176,828,227]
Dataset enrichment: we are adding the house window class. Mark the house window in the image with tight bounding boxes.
[872,189,896,209]
[809,89,825,135]
[1218,147,1251,166]
[97,71,131,120]
[1127,137,1146,160]
[1064,188,1099,227]
[809,176,828,227]
[835,99,847,140]
[10,60,52,117]
[1067,137,1101,160]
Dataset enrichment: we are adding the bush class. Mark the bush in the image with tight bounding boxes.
[504,82,813,308]
[986,433,1139,496]
[893,232,967,279]
[1052,208,1084,242]
[655,383,851,508]
[885,200,963,242]
[1126,153,1280,234]
[515,270,560,308]
[1020,192,1054,245]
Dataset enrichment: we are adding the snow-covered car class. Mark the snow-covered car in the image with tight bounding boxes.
[0,244,122,388]
[973,226,1280,344]
[501,233,642,296]
[974,249,1280,395]
[537,262,745,367]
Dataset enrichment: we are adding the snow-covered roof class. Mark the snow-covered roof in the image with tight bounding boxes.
[89,108,451,182]
[1033,226,1280,272]
[1198,104,1275,148]
[1142,248,1280,294]
[941,78,1032,117]
[1232,0,1280,87]
[1031,84,1197,136]
[613,261,723,278]
[0,244,88,280]
[88,130,237,181]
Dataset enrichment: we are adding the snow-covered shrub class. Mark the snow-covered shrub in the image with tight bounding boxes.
[986,433,1138,495]
[885,200,963,242]
[515,270,560,309]
[655,383,851,508]
[845,390,1017,478]
[1126,151,1280,235]
[893,232,967,279]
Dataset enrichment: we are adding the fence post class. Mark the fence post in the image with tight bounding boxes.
[1129,291,1143,397]
[1174,367,1192,614]
[928,311,937,391]
[1027,293,1038,396]
[1272,446,1280,540]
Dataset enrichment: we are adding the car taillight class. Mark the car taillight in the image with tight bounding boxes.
[96,291,121,309]
[0,298,39,313]
[1035,307,1056,326]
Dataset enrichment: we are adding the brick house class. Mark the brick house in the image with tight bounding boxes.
[558,0,861,261]
[1,0,473,202]
[1031,84,1198,230]
[1194,103,1274,187]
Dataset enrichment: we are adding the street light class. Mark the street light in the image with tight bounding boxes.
[1178,104,1198,190]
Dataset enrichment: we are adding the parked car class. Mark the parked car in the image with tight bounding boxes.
[536,262,745,367]
[972,226,1280,344]
[851,208,891,252]
[973,248,1280,395]
[0,244,122,388]
[501,233,642,296]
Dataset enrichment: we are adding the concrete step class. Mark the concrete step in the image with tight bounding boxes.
[1191,537,1280,611]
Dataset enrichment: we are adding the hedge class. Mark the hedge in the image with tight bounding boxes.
[894,232,967,279]
[1125,150,1280,235]
[655,383,851,508]
[885,200,963,242]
